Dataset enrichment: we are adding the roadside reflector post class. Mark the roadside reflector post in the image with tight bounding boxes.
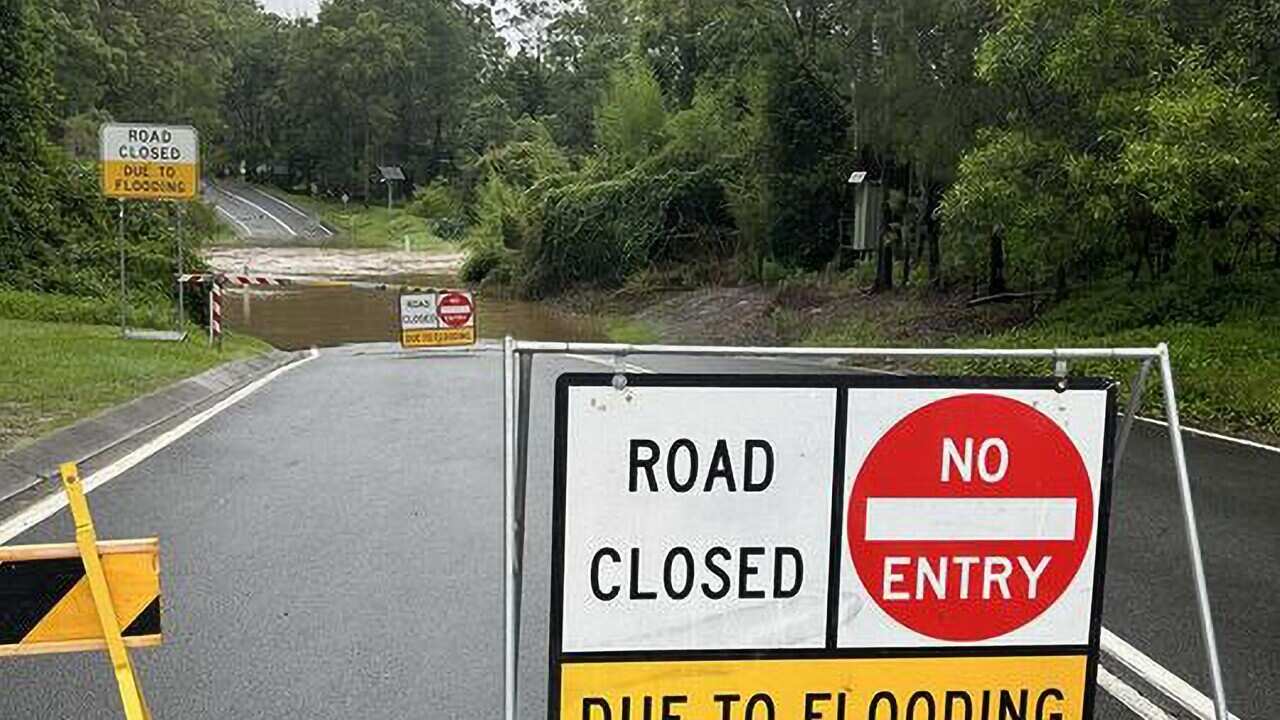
[58,462,153,720]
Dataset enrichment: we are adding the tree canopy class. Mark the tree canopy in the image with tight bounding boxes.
[4,0,1279,300]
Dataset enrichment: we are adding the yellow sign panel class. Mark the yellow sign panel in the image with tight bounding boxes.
[560,655,1088,720]
[100,123,199,200]
[402,327,477,348]
[102,160,199,200]
[0,539,162,656]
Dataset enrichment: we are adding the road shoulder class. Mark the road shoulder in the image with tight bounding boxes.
[0,348,305,516]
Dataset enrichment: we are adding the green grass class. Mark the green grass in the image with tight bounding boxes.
[0,318,270,453]
[604,317,660,344]
[0,289,173,328]
[803,271,1280,440]
[283,192,458,252]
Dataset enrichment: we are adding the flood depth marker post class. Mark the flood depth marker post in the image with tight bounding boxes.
[500,340,1230,720]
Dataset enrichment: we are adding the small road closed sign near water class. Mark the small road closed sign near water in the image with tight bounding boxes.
[399,290,476,348]
[100,123,199,200]
[550,375,1115,720]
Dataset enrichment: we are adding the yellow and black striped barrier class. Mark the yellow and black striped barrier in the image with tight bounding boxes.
[0,538,160,655]
[0,462,160,720]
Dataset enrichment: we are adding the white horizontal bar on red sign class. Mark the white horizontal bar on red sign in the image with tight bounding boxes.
[864,498,1078,541]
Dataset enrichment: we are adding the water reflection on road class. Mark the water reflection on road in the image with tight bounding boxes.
[222,274,605,350]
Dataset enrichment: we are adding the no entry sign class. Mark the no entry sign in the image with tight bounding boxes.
[551,375,1115,720]
[398,290,476,348]
[847,394,1094,642]
[437,292,474,328]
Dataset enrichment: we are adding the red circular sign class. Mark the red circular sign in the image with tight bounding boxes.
[437,292,474,328]
[847,394,1092,641]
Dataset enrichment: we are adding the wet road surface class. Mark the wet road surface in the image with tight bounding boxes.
[0,345,1274,719]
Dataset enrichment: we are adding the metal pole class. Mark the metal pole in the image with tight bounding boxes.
[176,206,184,329]
[510,340,1162,361]
[118,200,127,337]
[1115,358,1154,469]
[513,352,533,702]
[242,264,251,324]
[1157,343,1229,720]
[503,337,518,720]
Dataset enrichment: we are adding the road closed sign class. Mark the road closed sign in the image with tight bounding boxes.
[100,124,199,200]
[399,290,476,348]
[551,375,1116,720]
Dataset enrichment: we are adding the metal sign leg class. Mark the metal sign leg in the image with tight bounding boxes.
[503,337,518,720]
[1157,344,1229,720]
[176,209,184,330]
[513,352,532,690]
[1114,358,1154,469]
[118,201,127,337]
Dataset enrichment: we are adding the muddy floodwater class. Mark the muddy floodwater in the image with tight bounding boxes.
[206,248,609,349]
[220,275,606,349]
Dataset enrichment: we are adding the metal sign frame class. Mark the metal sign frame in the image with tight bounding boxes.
[500,339,1230,720]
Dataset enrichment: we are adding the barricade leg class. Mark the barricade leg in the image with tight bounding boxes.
[1156,346,1229,720]
[58,462,152,720]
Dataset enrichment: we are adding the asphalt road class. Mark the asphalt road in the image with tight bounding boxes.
[0,345,1274,718]
[206,181,335,243]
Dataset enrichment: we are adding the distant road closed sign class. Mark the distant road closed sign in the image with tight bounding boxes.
[399,290,476,348]
[100,124,199,200]
[551,375,1116,720]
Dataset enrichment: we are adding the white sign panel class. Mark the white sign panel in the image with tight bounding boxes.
[549,375,1117,720]
[552,376,1115,653]
[559,383,837,652]
[399,293,439,331]
[837,386,1111,648]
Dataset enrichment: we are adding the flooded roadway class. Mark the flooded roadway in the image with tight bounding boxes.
[221,279,606,349]
[206,248,606,349]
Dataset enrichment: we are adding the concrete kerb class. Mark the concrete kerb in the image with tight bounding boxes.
[0,349,304,508]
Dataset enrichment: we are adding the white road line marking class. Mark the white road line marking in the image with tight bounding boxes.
[245,187,335,238]
[215,206,253,235]
[1102,628,1245,720]
[218,187,297,237]
[1098,666,1177,720]
[0,348,319,545]
[1133,416,1279,455]
[753,357,1279,453]
[608,353,1246,718]
[246,186,309,218]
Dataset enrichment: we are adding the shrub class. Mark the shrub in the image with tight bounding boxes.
[523,165,732,296]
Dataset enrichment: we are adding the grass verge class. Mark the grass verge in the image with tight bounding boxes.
[0,318,270,453]
[604,317,660,344]
[0,289,174,328]
[803,272,1280,441]
[282,193,457,252]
